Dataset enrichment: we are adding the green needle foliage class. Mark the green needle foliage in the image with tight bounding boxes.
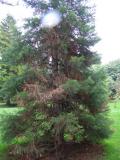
[0,15,22,105]
[0,0,111,159]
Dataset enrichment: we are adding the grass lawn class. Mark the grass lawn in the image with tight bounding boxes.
[0,103,20,160]
[103,100,120,160]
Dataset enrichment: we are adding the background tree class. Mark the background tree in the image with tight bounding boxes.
[0,15,27,105]
[1,0,111,159]
[105,59,120,99]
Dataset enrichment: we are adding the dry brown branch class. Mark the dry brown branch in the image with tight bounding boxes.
[53,74,68,87]
[0,0,19,6]
[24,83,65,103]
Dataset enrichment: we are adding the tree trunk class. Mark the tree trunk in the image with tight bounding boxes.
[55,132,65,160]
[6,98,11,106]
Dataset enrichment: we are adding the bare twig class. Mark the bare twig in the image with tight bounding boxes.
[0,0,19,6]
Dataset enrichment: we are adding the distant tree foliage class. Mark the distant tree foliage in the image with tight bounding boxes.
[0,15,27,105]
[105,59,120,98]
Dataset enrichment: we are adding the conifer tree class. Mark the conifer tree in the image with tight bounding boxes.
[2,0,111,159]
[0,15,19,104]
[0,15,27,105]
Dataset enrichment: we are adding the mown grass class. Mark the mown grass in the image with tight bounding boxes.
[0,103,20,160]
[103,100,120,160]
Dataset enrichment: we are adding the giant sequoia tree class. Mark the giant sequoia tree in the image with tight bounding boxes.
[2,0,111,159]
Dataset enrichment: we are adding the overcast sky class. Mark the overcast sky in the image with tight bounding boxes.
[0,0,120,64]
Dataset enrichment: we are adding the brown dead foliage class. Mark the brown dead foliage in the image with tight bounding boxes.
[20,74,68,104]
[23,83,65,103]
